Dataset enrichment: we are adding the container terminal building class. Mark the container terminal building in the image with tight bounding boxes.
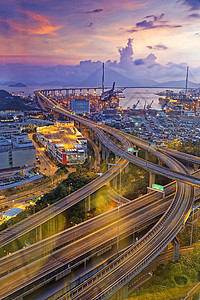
[37,121,87,165]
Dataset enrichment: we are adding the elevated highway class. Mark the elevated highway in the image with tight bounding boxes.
[159,146,200,166]
[35,91,200,188]
[64,156,194,299]
[0,187,174,299]
[0,159,128,249]
[32,91,197,299]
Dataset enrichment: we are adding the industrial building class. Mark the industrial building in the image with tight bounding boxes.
[37,121,87,165]
[71,99,90,114]
[0,134,36,171]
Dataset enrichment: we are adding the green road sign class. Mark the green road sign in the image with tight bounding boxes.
[128,148,134,151]
[152,184,164,191]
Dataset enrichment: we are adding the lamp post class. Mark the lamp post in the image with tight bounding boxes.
[108,163,122,254]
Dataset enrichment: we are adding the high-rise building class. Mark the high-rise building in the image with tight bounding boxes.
[71,99,90,114]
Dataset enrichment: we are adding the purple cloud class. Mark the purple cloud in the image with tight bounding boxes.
[188,13,200,17]
[118,38,134,64]
[127,13,182,32]
[144,13,165,21]
[136,20,154,28]
[86,9,103,14]
[134,59,145,65]
[181,0,200,10]
[147,44,168,50]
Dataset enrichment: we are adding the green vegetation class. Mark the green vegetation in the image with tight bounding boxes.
[119,163,170,200]
[129,244,200,300]
[121,164,149,199]
[0,186,115,257]
[168,139,200,157]
[178,217,200,247]
[0,166,97,233]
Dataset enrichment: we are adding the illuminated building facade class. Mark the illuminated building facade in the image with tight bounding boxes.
[37,122,87,165]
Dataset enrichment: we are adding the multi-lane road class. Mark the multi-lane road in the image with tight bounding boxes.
[37,92,200,188]
[0,91,198,299]
[0,185,174,299]
[33,91,196,299]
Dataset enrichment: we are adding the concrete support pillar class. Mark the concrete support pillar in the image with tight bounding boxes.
[85,195,91,212]
[122,285,128,299]
[113,176,118,191]
[193,163,199,171]
[105,148,109,162]
[115,154,120,163]
[172,237,180,261]
[98,140,102,151]
[145,151,148,161]
[95,138,98,146]
[88,195,91,211]
[78,122,82,131]
[102,145,106,161]
[90,129,94,140]
[93,133,96,144]
[132,226,135,243]
[149,172,155,189]
[115,285,128,300]
[38,224,42,241]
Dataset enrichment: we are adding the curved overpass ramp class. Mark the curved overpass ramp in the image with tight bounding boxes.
[35,91,195,299]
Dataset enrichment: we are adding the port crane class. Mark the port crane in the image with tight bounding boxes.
[132,100,140,109]
[147,100,154,110]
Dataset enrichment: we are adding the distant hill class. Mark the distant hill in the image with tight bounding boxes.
[0,90,33,111]
[0,90,10,99]
[8,82,27,87]
[154,80,200,88]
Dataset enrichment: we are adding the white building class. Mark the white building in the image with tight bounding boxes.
[37,122,87,165]
[0,134,36,171]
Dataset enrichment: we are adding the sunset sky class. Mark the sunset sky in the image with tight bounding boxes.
[0,0,200,84]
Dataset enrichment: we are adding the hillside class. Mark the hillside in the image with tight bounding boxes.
[0,90,32,111]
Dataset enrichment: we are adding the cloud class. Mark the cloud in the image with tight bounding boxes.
[134,59,145,66]
[136,20,154,28]
[144,13,165,21]
[118,38,133,64]
[127,13,182,32]
[147,44,168,50]
[0,38,199,86]
[1,10,62,36]
[86,9,103,14]
[188,13,200,17]
[181,0,200,10]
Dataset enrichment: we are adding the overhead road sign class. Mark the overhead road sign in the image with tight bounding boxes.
[152,184,164,191]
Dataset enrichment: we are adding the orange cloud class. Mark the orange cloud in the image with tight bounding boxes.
[4,10,62,35]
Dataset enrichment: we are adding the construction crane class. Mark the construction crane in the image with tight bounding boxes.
[101,82,116,101]
[132,100,140,109]
[147,100,154,110]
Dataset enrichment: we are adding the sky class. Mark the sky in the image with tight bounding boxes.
[0,0,200,85]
